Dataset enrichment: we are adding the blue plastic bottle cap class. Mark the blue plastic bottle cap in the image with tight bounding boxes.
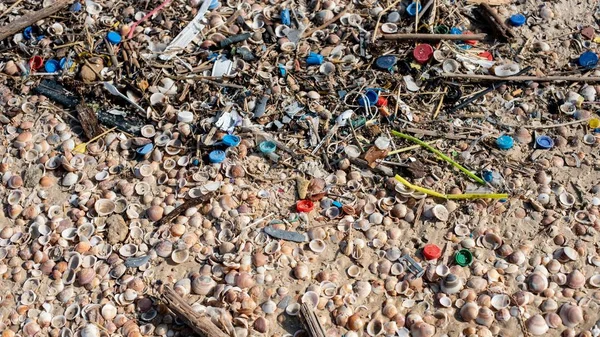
[509,14,526,27]
[406,2,422,16]
[281,9,291,26]
[450,27,462,35]
[306,52,324,66]
[222,134,241,147]
[579,51,599,68]
[358,89,379,107]
[106,31,122,45]
[44,59,60,73]
[536,136,554,149]
[375,55,397,70]
[23,26,33,40]
[209,150,226,163]
[136,143,154,155]
[258,141,276,154]
[208,0,220,10]
[496,135,514,150]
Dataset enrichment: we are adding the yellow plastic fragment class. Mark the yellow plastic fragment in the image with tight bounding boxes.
[395,175,509,200]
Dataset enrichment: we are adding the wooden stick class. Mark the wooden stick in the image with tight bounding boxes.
[441,73,600,82]
[476,5,510,40]
[300,303,326,337]
[0,0,71,41]
[480,3,515,38]
[160,286,229,337]
[381,33,486,41]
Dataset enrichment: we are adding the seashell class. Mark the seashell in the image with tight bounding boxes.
[146,205,164,221]
[369,212,384,224]
[526,315,549,336]
[390,204,407,218]
[101,303,117,320]
[294,263,310,280]
[430,204,449,222]
[381,23,398,33]
[4,60,19,75]
[411,321,435,337]
[481,233,502,249]
[95,199,116,216]
[7,175,23,189]
[76,268,95,285]
[442,59,460,73]
[119,244,138,257]
[460,302,479,322]
[441,274,463,294]
[192,275,216,295]
[309,239,326,253]
[80,324,99,337]
[347,313,365,331]
[559,192,575,208]
[301,291,319,309]
[493,63,520,77]
[589,274,600,287]
[366,318,384,336]
[319,62,335,75]
[347,265,360,278]
[171,249,189,264]
[475,307,494,327]
[540,298,558,312]
[527,272,548,293]
[62,172,80,187]
[559,303,583,328]
[566,270,585,289]
[490,294,510,310]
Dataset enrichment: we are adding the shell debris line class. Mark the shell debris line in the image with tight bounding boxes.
[3,0,600,336]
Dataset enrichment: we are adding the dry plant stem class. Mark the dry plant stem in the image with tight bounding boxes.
[153,197,207,237]
[372,0,403,42]
[303,5,351,37]
[381,33,486,40]
[160,286,229,337]
[0,0,71,41]
[480,3,515,38]
[0,0,24,20]
[300,303,326,337]
[440,73,600,82]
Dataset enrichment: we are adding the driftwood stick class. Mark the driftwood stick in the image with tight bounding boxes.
[381,33,486,41]
[300,303,326,337]
[0,0,71,41]
[441,73,600,82]
[160,286,230,337]
[480,3,515,38]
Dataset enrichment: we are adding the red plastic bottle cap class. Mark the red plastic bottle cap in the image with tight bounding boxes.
[478,51,493,61]
[29,56,44,71]
[464,31,478,46]
[296,200,315,213]
[423,244,442,260]
[376,96,388,107]
[413,44,434,64]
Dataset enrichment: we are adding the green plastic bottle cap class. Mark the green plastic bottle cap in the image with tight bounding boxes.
[454,249,473,267]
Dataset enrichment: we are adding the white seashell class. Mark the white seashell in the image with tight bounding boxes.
[94,199,116,216]
[490,294,510,310]
[79,323,100,337]
[285,303,300,316]
[119,244,138,257]
[380,23,398,33]
[493,63,520,77]
[308,239,326,253]
[261,300,277,314]
[442,59,460,73]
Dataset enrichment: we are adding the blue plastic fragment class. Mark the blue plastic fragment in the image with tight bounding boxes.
[357,89,379,107]
[579,51,599,68]
[259,141,276,154]
[70,2,82,12]
[264,225,306,242]
[136,143,154,155]
[208,0,220,9]
[23,27,33,40]
[306,52,324,66]
[482,170,494,183]
[406,2,422,16]
[332,201,343,208]
[496,135,514,150]
[281,9,291,26]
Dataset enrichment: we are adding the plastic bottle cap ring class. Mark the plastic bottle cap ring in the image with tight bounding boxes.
[423,244,441,260]
[413,44,434,64]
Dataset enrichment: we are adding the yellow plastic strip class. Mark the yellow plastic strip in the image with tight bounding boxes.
[391,130,485,184]
[395,175,508,200]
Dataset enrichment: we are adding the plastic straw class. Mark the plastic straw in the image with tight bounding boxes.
[395,175,508,200]
[391,130,485,184]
